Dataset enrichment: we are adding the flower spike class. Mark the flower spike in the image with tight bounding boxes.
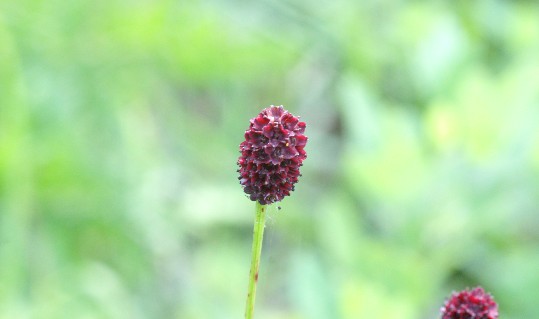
[441,286,498,319]
[238,105,307,205]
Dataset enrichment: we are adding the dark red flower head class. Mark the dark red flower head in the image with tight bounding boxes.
[441,287,498,319]
[237,105,307,205]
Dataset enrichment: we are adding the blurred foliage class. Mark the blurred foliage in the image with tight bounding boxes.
[1,0,539,318]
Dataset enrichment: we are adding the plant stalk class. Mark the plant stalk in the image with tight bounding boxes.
[245,202,267,319]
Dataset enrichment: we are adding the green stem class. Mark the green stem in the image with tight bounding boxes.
[245,202,267,319]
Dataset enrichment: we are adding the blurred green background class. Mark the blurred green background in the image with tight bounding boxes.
[1,0,539,318]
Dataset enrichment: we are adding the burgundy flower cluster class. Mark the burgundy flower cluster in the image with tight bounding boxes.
[441,287,498,319]
[238,105,307,205]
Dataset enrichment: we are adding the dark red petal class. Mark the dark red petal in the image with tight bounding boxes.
[295,135,307,146]
[282,113,299,130]
[262,125,273,138]
[269,106,284,119]
[282,146,299,159]
[296,122,306,133]
[253,115,270,129]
